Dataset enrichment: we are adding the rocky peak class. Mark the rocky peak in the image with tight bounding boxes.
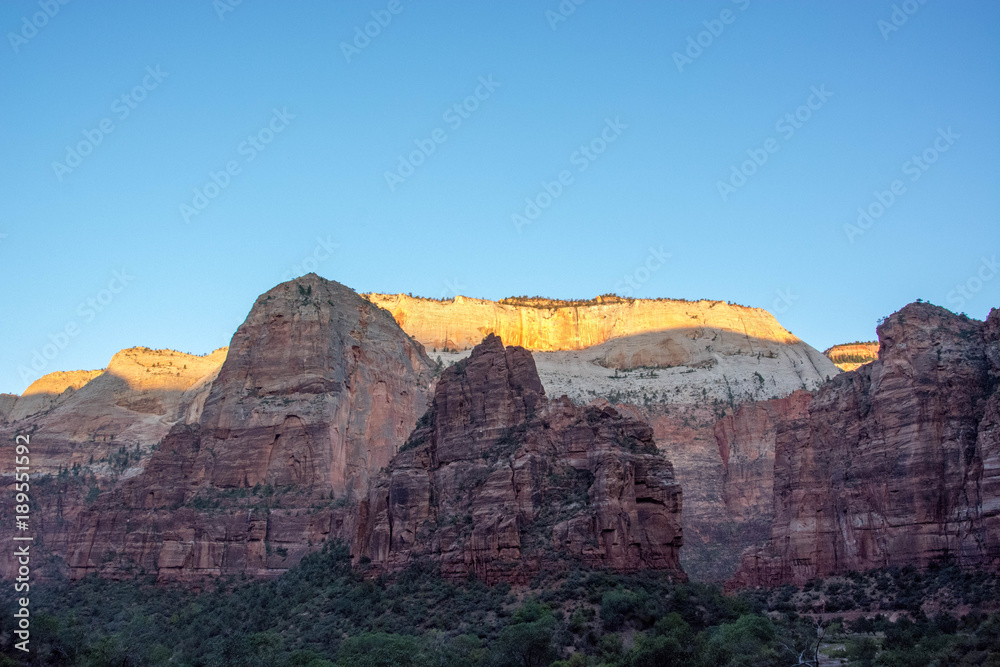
[11,275,438,582]
[823,341,879,372]
[151,274,436,501]
[431,333,545,464]
[354,335,685,583]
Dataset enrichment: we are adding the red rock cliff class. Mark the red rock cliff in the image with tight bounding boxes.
[734,304,1000,587]
[0,275,435,581]
[353,334,685,583]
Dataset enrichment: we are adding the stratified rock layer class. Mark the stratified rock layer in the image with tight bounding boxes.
[8,370,105,422]
[0,349,227,480]
[353,334,685,583]
[0,275,435,581]
[733,304,1000,587]
[183,276,434,500]
[366,293,805,351]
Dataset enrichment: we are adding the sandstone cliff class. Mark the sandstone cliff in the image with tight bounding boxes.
[359,293,842,582]
[733,304,1000,587]
[0,278,864,586]
[353,334,685,583]
[599,394,809,582]
[823,341,879,371]
[367,293,830,362]
[8,370,105,422]
[0,349,227,480]
[0,275,435,581]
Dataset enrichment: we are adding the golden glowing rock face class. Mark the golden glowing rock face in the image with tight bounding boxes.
[19,369,103,397]
[8,348,228,423]
[823,341,879,371]
[9,370,104,421]
[2,347,229,481]
[365,294,802,353]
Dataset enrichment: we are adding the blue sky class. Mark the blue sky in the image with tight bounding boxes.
[1,1,998,394]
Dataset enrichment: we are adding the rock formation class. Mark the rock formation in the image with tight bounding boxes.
[8,370,104,422]
[366,293,833,364]
[0,393,17,422]
[0,275,436,581]
[605,393,810,582]
[733,304,1000,587]
[0,349,227,479]
[823,341,879,371]
[353,334,685,583]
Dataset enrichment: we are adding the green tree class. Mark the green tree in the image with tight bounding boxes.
[491,602,557,667]
[703,614,784,667]
[336,632,419,667]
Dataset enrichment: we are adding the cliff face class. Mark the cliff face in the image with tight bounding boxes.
[7,370,104,422]
[180,276,435,500]
[0,275,436,581]
[0,393,18,422]
[0,349,227,480]
[823,342,879,372]
[368,293,805,353]
[714,392,812,527]
[353,335,685,583]
[734,304,1000,587]
[604,393,810,582]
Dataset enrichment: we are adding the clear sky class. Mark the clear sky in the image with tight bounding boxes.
[1,1,998,395]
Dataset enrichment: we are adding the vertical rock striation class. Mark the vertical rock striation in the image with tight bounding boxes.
[354,334,685,583]
[733,304,1000,587]
[0,275,436,581]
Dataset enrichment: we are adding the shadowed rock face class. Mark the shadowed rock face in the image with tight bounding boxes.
[187,275,435,500]
[0,349,227,482]
[732,304,1000,588]
[353,334,685,584]
[0,275,436,581]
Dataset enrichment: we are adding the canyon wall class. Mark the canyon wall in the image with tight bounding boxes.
[0,275,435,581]
[734,304,1000,587]
[1,282,841,583]
[353,335,685,583]
[0,348,227,480]
[367,293,806,353]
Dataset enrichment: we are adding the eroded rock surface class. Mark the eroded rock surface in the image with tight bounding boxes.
[0,275,435,581]
[733,304,1000,587]
[354,334,685,583]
